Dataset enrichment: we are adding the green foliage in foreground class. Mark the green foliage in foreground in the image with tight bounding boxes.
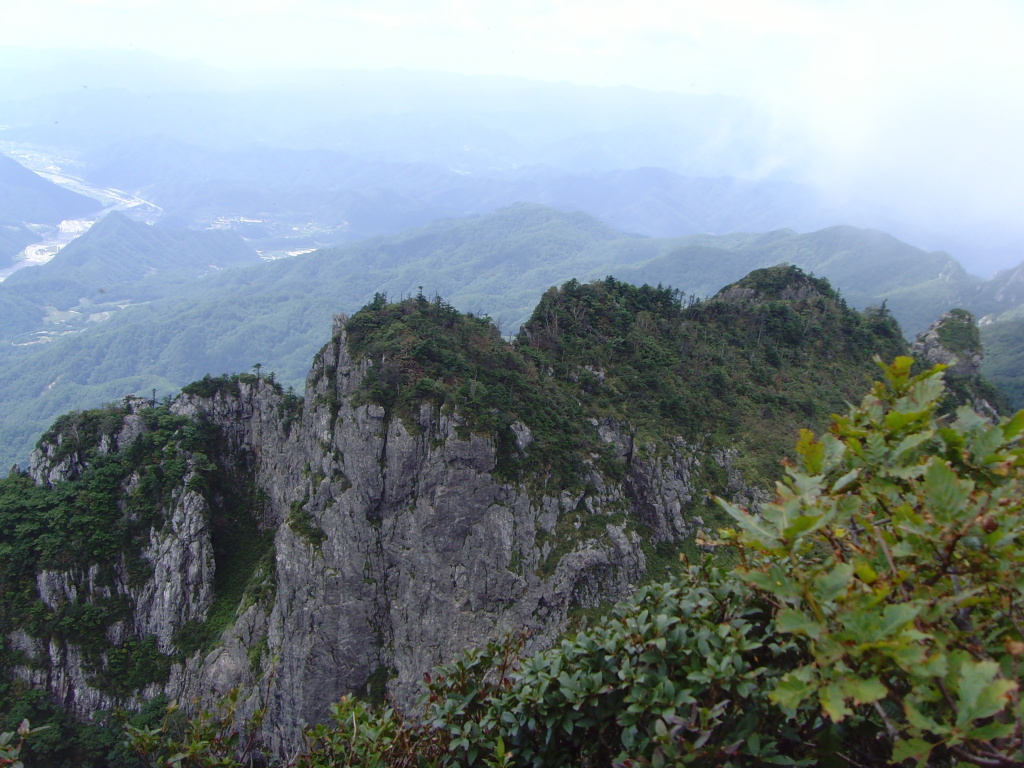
[0,719,49,768]
[715,357,1024,766]
[120,359,1024,767]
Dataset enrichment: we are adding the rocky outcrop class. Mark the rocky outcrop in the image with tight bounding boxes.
[913,309,983,378]
[14,314,761,755]
[912,308,1006,421]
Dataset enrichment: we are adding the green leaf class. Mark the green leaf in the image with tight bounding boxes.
[770,667,816,715]
[956,660,1017,725]
[922,459,971,524]
[717,498,782,548]
[890,737,934,765]
[819,682,853,722]
[885,409,928,433]
[890,643,928,672]
[795,429,824,474]
[775,608,822,639]
[1001,409,1024,440]
[891,431,933,462]
[903,700,949,736]
[906,373,947,409]
[813,562,853,603]
[747,732,761,755]
[840,676,887,706]
[781,509,830,542]
[881,356,915,388]
[744,563,802,599]
[963,720,1015,742]
[832,468,860,493]
[877,602,920,640]
[853,561,878,585]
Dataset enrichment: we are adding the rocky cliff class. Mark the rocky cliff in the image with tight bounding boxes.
[1,270,910,756]
[9,319,738,752]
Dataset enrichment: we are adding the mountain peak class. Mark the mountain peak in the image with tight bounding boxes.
[713,264,838,304]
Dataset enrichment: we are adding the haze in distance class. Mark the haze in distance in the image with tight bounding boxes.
[0,0,1022,276]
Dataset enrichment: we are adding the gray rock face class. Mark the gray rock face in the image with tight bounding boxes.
[134,482,216,652]
[14,315,759,754]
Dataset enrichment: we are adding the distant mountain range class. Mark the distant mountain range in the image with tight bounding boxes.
[2,51,1021,273]
[77,140,847,255]
[0,53,1022,469]
[0,203,1021,469]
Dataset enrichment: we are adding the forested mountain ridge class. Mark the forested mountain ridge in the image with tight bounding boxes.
[0,205,990,469]
[1,268,936,765]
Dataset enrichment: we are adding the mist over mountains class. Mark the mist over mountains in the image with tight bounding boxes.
[1,49,1021,274]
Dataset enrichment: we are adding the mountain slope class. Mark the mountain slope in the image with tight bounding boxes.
[616,225,973,334]
[981,317,1024,409]
[0,152,104,268]
[0,152,101,225]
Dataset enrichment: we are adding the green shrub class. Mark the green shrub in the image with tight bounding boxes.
[718,356,1024,766]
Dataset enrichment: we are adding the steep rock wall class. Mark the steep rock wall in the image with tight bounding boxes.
[15,315,751,753]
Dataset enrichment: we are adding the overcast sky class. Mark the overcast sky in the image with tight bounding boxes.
[5,1,1021,95]
[3,0,1024,270]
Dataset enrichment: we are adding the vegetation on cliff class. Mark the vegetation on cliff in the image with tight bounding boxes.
[0,400,271,767]
[345,268,907,489]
